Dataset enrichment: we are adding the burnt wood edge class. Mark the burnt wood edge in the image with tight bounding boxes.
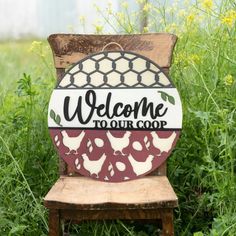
[44,199,178,210]
[48,32,177,39]
[47,33,178,53]
[47,33,178,69]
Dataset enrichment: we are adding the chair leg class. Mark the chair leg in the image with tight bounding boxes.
[49,209,63,236]
[160,209,174,236]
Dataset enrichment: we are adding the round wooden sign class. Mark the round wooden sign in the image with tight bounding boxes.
[48,51,182,182]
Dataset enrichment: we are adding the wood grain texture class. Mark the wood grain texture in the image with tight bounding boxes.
[49,209,62,236]
[48,33,177,69]
[44,176,178,210]
[60,208,173,221]
[161,209,174,236]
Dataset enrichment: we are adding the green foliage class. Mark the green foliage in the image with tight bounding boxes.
[0,0,236,235]
[0,42,57,236]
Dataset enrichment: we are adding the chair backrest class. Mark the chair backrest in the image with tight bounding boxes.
[48,33,177,177]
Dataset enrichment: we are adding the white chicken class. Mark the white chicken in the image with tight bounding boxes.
[128,154,155,176]
[150,131,177,156]
[81,153,106,178]
[61,130,85,155]
[106,131,131,155]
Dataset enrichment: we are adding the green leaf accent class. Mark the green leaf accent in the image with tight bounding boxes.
[160,92,167,101]
[158,91,175,105]
[55,115,61,126]
[50,109,55,119]
[50,109,62,127]
[168,95,175,105]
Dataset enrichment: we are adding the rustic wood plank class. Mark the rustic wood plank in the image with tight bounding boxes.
[56,68,65,81]
[60,208,172,221]
[148,162,167,176]
[44,176,178,210]
[48,33,177,69]
[161,209,174,236]
[49,209,62,236]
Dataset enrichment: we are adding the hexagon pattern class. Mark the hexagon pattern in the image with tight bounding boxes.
[57,51,172,88]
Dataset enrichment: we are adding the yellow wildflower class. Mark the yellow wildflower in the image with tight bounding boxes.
[223,74,234,86]
[67,25,74,33]
[178,9,186,18]
[107,2,113,15]
[174,52,189,68]
[116,12,125,22]
[94,24,103,34]
[94,4,100,12]
[28,41,42,53]
[79,16,85,24]
[189,54,201,64]
[28,41,46,58]
[143,3,152,12]
[186,13,196,25]
[121,1,128,9]
[221,10,236,27]
[165,23,178,33]
[201,0,213,10]
[136,0,145,4]
[143,26,149,33]
[184,0,190,5]
[126,24,134,33]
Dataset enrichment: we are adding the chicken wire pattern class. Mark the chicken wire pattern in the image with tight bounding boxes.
[57,51,173,89]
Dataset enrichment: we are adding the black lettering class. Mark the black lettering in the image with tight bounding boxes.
[63,90,169,125]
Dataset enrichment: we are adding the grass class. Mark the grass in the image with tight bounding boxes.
[0,0,236,235]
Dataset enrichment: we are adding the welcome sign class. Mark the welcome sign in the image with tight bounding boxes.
[48,51,182,182]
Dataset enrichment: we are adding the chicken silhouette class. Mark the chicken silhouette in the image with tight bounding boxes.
[150,131,177,156]
[81,153,106,178]
[106,131,131,155]
[61,130,85,155]
[128,154,155,176]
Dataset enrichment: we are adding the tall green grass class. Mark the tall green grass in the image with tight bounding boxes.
[0,0,236,235]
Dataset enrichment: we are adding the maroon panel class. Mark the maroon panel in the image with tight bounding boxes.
[50,129,180,182]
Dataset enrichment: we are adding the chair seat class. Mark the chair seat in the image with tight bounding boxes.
[44,176,178,210]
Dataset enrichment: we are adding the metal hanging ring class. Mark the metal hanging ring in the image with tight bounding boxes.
[102,42,124,51]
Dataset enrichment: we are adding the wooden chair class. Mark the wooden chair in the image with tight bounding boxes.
[44,33,178,236]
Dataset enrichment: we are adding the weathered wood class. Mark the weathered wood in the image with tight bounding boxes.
[148,162,167,176]
[60,208,172,221]
[158,162,167,175]
[49,209,62,236]
[161,209,174,236]
[56,68,65,81]
[44,176,178,210]
[58,157,67,176]
[48,33,177,69]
